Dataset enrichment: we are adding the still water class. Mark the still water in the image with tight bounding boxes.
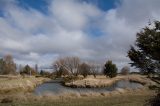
[34,79,143,95]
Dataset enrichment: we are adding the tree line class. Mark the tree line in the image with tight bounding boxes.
[53,56,123,78]
[0,54,121,78]
[0,54,39,76]
[53,56,101,78]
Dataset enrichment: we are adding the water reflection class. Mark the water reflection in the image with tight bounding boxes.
[34,80,143,95]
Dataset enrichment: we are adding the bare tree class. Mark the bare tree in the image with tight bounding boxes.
[87,61,102,78]
[3,54,16,74]
[79,62,90,78]
[121,66,130,75]
[35,64,38,73]
[90,63,98,78]
[53,56,80,76]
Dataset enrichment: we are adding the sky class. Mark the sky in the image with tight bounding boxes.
[0,0,160,70]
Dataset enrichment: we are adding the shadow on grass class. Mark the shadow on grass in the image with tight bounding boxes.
[145,88,160,106]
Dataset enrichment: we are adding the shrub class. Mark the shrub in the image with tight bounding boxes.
[63,75,83,83]
[121,66,130,75]
[79,63,90,78]
[103,60,117,78]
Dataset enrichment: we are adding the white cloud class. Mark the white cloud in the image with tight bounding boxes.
[0,0,160,70]
[117,0,160,25]
[50,0,101,30]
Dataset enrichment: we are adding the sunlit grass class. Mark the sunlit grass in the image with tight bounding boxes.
[0,92,154,106]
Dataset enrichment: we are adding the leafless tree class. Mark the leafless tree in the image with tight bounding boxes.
[89,62,101,78]
[3,54,16,74]
[79,62,90,78]
[35,64,38,73]
[121,66,130,75]
[53,56,80,76]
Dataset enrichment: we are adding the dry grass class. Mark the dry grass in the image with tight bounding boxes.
[0,74,157,106]
[65,74,156,88]
[0,88,155,106]
[0,75,50,94]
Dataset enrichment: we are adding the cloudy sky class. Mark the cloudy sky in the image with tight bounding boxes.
[0,0,160,70]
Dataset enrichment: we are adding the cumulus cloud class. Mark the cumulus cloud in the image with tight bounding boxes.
[0,0,160,70]
[51,0,101,30]
[117,0,160,26]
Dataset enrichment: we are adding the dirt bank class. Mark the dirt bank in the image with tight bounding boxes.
[0,75,50,94]
[65,75,156,88]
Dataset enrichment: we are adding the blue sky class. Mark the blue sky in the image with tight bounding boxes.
[17,0,49,14]
[0,0,160,70]
[0,0,118,37]
[16,0,117,13]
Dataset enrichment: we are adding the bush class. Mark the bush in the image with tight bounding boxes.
[79,63,90,78]
[103,60,117,78]
[121,66,130,75]
[63,76,83,83]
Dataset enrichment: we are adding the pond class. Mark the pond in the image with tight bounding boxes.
[34,79,143,95]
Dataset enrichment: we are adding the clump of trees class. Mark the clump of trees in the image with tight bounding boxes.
[0,55,16,75]
[128,21,160,76]
[120,66,130,75]
[20,65,37,75]
[53,56,103,78]
[0,54,40,76]
[53,56,80,76]
[0,54,51,77]
[103,60,117,78]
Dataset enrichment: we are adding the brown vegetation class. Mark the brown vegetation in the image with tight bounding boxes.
[0,87,155,106]
[0,75,50,94]
[65,75,156,88]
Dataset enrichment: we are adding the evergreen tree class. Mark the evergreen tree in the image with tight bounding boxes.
[20,65,36,75]
[103,60,117,78]
[128,21,160,74]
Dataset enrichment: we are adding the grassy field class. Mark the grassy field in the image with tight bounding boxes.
[0,87,156,106]
[0,75,157,106]
[0,75,50,94]
[0,93,154,106]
